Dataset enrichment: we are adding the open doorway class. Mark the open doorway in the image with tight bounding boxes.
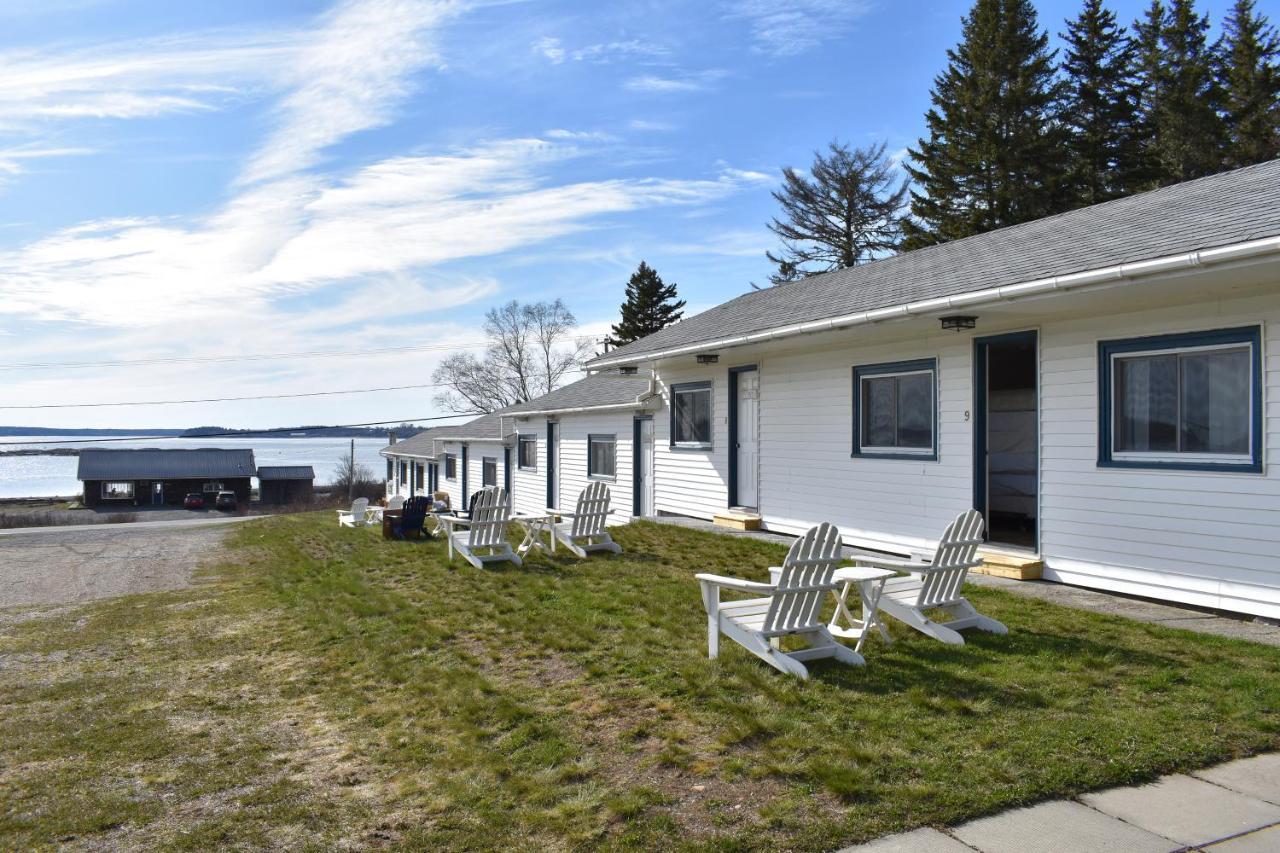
[974,331,1038,549]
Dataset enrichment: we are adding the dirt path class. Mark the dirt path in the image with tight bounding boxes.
[0,524,229,608]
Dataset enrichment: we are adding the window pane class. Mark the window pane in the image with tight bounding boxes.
[1181,348,1250,453]
[589,438,616,477]
[674,388,710,444]
[519,436,536,468]
[1115,354,1177,452]
[896,373,933,448]
[861,377,896,447]
[483,458,496,486]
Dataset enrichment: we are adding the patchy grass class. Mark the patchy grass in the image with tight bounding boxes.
[2,516,1278,850]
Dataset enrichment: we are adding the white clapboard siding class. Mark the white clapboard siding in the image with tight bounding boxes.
[757,333,972,553]
[653,366,730,520]
[553,411,635,517]
[1036,292,1280,619]
[436,441,465,511]
[509,425,545,516]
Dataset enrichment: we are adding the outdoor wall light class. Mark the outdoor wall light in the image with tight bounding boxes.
[696,354,720,364]
[940,315,978,332]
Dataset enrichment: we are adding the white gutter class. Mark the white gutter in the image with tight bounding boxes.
[589,234,1280,368]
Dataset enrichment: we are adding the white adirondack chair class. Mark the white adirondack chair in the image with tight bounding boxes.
[441,487,521,569]
[696,522,863,678]
[548,481,622,558]
[337,497,369,527]
[387,495,406,510]
[856,509,1008,646]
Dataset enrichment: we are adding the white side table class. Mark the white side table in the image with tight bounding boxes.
[511,513,554,556]
[828,566,897,653]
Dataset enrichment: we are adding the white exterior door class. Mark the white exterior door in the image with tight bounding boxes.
[734,369,759,509]
[638,417,655,515]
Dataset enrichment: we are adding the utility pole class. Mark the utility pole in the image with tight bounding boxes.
[348,438,355,501]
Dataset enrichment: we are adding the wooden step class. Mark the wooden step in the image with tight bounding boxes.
[714,511,762,531]
[975,551,1043,580]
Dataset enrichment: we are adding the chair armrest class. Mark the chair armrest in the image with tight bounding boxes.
[437,516,471,531]
[694,573,775,593]
[853,555,927,572]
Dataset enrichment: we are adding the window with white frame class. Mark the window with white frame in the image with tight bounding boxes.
[588,434,617,479]
[444,453,457,480]
[518,434,537,470]
[671,382,712,448]
[1100,327,1261,471]
[482,456,497,487]
[852,359,937,459]
[102,482,135,499]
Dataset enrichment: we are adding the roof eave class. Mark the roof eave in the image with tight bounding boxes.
[587,234,1280,368]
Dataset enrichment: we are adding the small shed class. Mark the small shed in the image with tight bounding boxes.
[257,465,315,505]
[78,448,255,507]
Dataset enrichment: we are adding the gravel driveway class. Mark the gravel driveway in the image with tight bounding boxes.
[0,523,229,608]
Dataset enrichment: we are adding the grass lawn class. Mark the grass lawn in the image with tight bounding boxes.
[2,516,1278,850]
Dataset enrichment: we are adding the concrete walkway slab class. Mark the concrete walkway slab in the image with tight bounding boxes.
[835,827,974,852]
[1205,823,1280,852]
[950,799,1174,853]
[1193,754,1280,806]
[1080,774,1280,847]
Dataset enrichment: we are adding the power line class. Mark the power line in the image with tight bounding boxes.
[0,382,445,410]
[0,414,473,447]
[0,335,599,372]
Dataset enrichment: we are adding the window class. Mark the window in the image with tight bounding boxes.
[1100,327,1261,472]
[852,359,937,459]
[202,481,224,493]
[588,434,617,479]
[101,482,135,499]
[386,458,393,481]
[671,381,712,448]
[482,456,497,487]
[444,453,457,480]
[399,461,407,484]
[416,463,425,489]
[518,434,537,470]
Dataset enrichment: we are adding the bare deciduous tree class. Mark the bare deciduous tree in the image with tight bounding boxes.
[433,299,590,414]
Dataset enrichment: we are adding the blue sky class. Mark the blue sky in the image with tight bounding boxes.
[0,0,1244,429]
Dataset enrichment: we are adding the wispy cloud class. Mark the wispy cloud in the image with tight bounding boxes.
[725,0,872,57]
[531,35,565,65]
[532,36,665,66]
[0,145,94,184]
[628,118,676,132]
[624,69,725,94]
[239,0,460,185]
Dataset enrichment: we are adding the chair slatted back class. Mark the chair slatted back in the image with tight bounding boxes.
[763,522,843,636]
[350,498,368,518]
[387,495,405,510]
[917,510,986,608]
[570,482,611,538]
[468,487,510,548]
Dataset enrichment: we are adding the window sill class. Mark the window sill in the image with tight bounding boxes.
[671,443,713,451]
[588,474,617,482]
[1099,457,1262,474]
[852,450,938,462]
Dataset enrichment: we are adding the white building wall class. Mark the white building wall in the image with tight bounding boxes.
[510,423,546,516]
[556,411,636,517]
[1037,293,1280,619]
[653,366,730,520]
[647,290,1280,617]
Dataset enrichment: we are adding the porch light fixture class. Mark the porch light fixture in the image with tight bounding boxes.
[696,353,720,364]
[940,315,978,332]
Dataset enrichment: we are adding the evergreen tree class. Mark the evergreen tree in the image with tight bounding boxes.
[904,0,1069,248]
[1132,0,1227,184]
[1130,0,1168,188]
[1059,0,1146,203]
[764,140,907,285]
[1218,0,1280,167]
[608,262,686,346]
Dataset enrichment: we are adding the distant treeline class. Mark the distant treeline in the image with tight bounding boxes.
[179,423,427,438]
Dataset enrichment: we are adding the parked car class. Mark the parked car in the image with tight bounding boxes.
[214,491,237,511]
[183,492,205,510]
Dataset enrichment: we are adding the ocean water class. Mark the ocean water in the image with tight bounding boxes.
[0,436,391,498]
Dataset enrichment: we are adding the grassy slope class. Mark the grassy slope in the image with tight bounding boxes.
[2,515,1278,850]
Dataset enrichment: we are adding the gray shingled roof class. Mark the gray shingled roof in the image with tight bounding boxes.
[590,159,1280,366]
[256,465,315,481]
[381,427,438,458]
[78,448,256,480]
[428,411,507,442]
[502,373,654,415]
